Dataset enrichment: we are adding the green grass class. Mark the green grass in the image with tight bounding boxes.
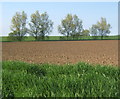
[0,35,120,42]
[0,36,61,42]
[2,61,119,98]
[0,36,9,42]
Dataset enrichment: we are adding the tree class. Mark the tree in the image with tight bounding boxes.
[82,29,90,39]
[8,32,17,41]
[71,15,83,40]
[96,17,111,39]
[28,11,53,40]
[10,11,27,41]
[90,25,99,39]
[58,14,83,40]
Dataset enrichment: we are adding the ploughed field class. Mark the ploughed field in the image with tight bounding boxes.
[2,40,118,66]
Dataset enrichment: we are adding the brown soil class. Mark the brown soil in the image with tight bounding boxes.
[2,40,119,66]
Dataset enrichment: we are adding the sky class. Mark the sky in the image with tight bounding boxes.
[0,2,118,36]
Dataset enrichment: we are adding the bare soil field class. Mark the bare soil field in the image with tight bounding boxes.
[2,40,119,66]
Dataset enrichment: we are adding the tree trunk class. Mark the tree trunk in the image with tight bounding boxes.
[67,32,69,40]
[35,36,38,41]
[101,30,104,40]
[73,36,74,40]
[42,36,45,40]
[67,36,68,40]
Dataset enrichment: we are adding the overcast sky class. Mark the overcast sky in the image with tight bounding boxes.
[0,2,118,36]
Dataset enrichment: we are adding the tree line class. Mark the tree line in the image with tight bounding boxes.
[9,11,111,41]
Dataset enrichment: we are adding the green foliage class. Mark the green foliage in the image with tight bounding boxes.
[6,10,113,42]
[8,32,18,41]
[28,11,53,41]
[7,11,113,41]
[59,36,66,40]
[90,25,99,39]
[58,14,83,40]
[81,29,90,40]
[1,35,119,42]
[97,17,111,39]
[8,32,27,41]
[27,65,46,77]
[82,29,90,36]
[9,11,27,41]
[90,17,111,40]
[2,61,119,98]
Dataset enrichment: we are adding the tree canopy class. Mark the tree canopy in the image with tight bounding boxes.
[58,14,83,40]
[28,11,53,40]
[10,11,27,41]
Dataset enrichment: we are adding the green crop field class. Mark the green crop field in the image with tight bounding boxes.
[0,35,120,42]
[2,61,119,98]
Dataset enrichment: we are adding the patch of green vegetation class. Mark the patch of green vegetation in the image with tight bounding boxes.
[1,35,119,42]
[2,61,119,98]
[0,36,9,42]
